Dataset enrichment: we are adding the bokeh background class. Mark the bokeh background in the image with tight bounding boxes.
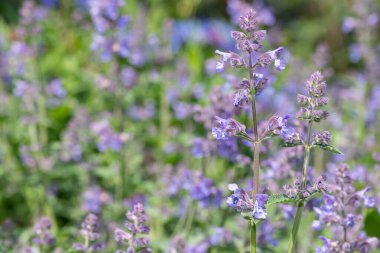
[0,0,379,252]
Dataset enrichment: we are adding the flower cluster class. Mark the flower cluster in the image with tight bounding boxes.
[215,9,285,72]
[165,168,223,208]
[60,108,91,162]
[90,120,129,152]
[88,0,130,62]
[313,164,378,253]
[233,74,268,106]
[264,115,302,145]
[211,116,247,140]
[192,86,250,164]
[114,203,151,253]
[283,175,328,200]
[312,131,331,146]
[82,185,112,213]
[72,213,103,252]
[31,217,55,247]
[297,71,329,122]
[226,184,268,220]
[212,8,286,145]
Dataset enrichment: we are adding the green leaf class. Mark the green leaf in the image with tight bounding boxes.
[267,194,297,206]
[280,140,303,148]
[236,132,254,143]
[305,191,322,202]
[241,211,252,220]
[312,144,343,154]
[364,210,380,238]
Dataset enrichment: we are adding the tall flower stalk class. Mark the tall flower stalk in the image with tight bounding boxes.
[213,9,285,252]
[287,71,338,253]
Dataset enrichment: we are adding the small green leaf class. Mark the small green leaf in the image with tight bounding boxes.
[280,140,303,148]
[241,211,252,220]
[267,194,297,206]
[236,132,254,143]
[312,144,343,154]
[305,191,322,202]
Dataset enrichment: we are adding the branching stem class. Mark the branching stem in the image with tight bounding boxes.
[287,120,313,253]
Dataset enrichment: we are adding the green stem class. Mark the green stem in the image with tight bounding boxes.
[248,51,260,252]
[287,121,313,253]
[287,201,304,253]
[249,52,260,200]
[251,222,256,253]
[301,121,313,188]
[184,202,196,236]
[113,59,127,201]
[252,140,260,200]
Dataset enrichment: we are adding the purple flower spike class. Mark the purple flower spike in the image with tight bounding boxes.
[115,203,151,253]
[32,217,55,247]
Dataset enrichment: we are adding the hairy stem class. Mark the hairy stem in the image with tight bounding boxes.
[252,139,261,200]
[288,200,304,253]
[249,52,260,200]
[251,222,256,253]
[248,51,260,253]
[287,120,313,253]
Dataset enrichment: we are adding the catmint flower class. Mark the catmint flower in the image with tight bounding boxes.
[311,110,329,122]
[73,213,103,252]
[312,220,323,231]
[284,175,327,200]
[32,217,55,246]
[313,164,378,252]
[233,79,251,107]
[356,187,375,208]
[352,232,379,253]
[315,236,340,253]
[252,194,268,220]
[280,126,302,145]
[226,184,268,220]
[265,115,290,136]
[120,67,138,88]
[164,168,222,208]
[306,71,327,98]
[265,115,302,144]
[298,71,329,122]
[252,73,268,94]
[82,186,112,213]
[215,50,231,72]
[114,203,151,253]
[215,50,244,72]
[212,116,247,140]
[47,79,66,98]
[209,227,233,246]
[233,88,250,107]
[90,120,128,152]
[312,131,331,146]
[226,184,254,212]
[238,9,259,33]
[257,47,285,71]
[81,214,100,240]
[297,94,310,107]
[188,172,223,208]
